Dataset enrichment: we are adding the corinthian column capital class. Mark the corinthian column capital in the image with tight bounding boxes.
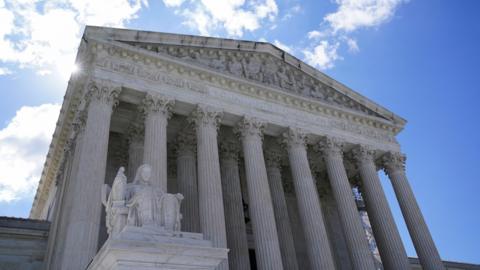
[86,79,121,106]
[280,128,307,148]
[140,92,175,118]
[264,149,283,170]
[234,117,265,140]
[219,140,240,161]
[382,152,406,176]
[175,128,197,156]
[351,145,376,165]
[188,105,223,129]
[126,123,144,143]
[316,136,345,159]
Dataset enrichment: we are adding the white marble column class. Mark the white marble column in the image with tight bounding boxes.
[175,128,200,233]
[383,152,445,270]
[318,137,376,270]
[264,147,299,270]
[141,93,174,191]
[352,146,411,270]
[282,129,336,270]
[235,117,284,270]
[219,138,251,270]
[188,106,229,270]
[60,80,120,270]
[47,110,87,270]
[127,123,144,181]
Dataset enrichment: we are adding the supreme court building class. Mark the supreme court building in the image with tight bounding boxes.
[29,26,446,270]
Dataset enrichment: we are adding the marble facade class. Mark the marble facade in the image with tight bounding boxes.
[31,26,445,270]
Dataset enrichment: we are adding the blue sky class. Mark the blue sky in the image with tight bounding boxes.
[0,0,479,265]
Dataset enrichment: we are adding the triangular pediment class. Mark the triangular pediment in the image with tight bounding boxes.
[85,26,405,125]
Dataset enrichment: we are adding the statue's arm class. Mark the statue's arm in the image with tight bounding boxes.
[101,184,111,206]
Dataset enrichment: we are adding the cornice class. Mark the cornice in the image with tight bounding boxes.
[84,26,406,128]
[90,39,401,140]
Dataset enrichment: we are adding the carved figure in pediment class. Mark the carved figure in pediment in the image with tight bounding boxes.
[277,65,295,90]
[293,72,305,94]
[245,55,263,81]
[310,84,326,100]
[262,58,279,85]
[227,55,245,77]
[210,53,226,71]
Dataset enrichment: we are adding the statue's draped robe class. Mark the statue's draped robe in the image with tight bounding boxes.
[126,182,164,227]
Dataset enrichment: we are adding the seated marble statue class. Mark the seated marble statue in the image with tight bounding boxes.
[102,164,184,238]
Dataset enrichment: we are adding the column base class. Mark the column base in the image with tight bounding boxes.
[87,226,229,270]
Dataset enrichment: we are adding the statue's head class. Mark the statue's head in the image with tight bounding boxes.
[134,164,152,184]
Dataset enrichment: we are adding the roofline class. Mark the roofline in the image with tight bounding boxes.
[84,25,407,128]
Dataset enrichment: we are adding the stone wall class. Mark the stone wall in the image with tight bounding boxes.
[0,217,49,270]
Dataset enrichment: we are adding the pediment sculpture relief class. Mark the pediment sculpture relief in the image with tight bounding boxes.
[121,41,384,119]
[101,164,184,238]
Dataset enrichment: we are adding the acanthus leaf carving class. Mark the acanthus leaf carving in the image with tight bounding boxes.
[140,93,175,118]
[188,105,223,130]
[86,79,121,107]
[234,117,265,140]
[382,152,406,177]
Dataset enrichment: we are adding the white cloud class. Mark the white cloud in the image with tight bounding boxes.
[346,37,359,52]
[281,3,301,21]
[324,0,406,33]
[0,104,60,203]
[177,0,278,37]
[307,30,325,40]
[162,0,185,8]
[303,0,406,69]
[273,39,292,53]
[0,0,147,77]
[303,41,340,70]
[0,67,12,75]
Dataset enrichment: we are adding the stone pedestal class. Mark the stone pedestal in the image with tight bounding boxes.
[87,226,228,270]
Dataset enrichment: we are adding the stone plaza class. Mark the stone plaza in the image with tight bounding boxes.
[21,26,465,270]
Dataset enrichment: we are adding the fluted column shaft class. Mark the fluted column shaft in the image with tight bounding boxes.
[353,146,410,269]
[319,138,376,270]
[142,93,174,191]
[264,148,299,270]
[60,80,120,270]
[384,152,445,270]
[236,118,284,270]
[127,124,144,181]
[283,130,335,270]
[175,130,200,233]
[189,106,229,270]
[220,140,251,270]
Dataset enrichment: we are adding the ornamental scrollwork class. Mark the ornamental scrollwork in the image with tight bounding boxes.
[280,128,308,148]
[188,105,223,129]
[140,93,175,118]
[234,117,265,140]
[316,137,345,159]
[382,152,406,176]
[86,79,121,107]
